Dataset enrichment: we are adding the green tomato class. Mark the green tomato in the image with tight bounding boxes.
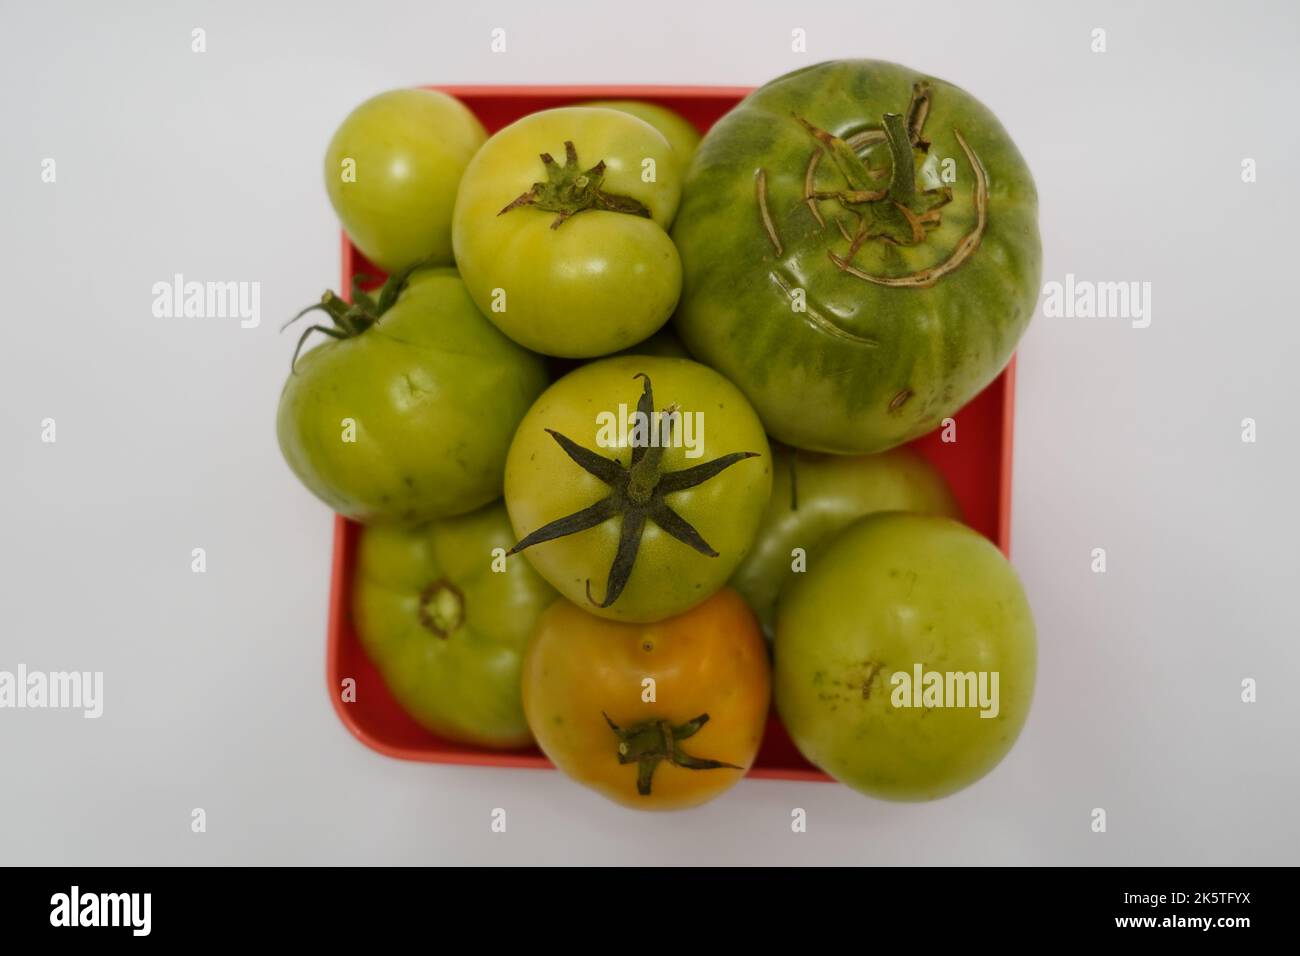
[353,501,556,748]
[277,269,548,525]
[453,107,683,358]
[581,100,701,175]
[774,513,1036,800]
[673,60,1041,453]
[731,445,960,634]
[504,356,772,623]
[324,89,486,274]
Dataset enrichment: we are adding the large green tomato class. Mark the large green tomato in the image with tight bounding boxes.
[453,107,683,358]
[730,445,959,633]
[774,513,1036,800]
[673,60,1041,453]
[581,100,701,176]
[504,356,772,623]
[277,269,548,525]
[353,501,555,749]
[324,89,486,274]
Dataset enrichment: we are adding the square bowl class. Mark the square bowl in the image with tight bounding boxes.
[325,85,1017,781]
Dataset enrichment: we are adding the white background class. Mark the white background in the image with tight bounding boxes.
[2,0,1297,865]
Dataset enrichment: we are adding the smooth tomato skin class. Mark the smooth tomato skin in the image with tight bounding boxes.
[353,502,555,749]
[325,89,486,274]
[504,356,772,623]
[774,513,1036,801]
[673,60,1041,453]
[522,589,770,810]
[581,100,702,176]
[277,269,548,525]
[453,108,683,358]
[731,445,960,633]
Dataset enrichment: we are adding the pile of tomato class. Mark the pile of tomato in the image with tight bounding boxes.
[278,60,1042,811]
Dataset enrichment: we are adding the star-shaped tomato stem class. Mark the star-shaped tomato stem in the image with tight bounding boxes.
[602,712,741,796]
[498,140,652,229]
[280,260,431,372]
[507,373,761,609]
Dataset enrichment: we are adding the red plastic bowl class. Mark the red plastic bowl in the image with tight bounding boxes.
[325,85,1017,781]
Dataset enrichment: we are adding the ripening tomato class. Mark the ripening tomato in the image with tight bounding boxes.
[522,589,770,810]
[324,89,486,274]
[453,107,683,358]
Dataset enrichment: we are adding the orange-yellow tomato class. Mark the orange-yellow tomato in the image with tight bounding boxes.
[522,589,770,811]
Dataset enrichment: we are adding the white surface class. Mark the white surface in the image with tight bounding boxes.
[2,0,1297,865]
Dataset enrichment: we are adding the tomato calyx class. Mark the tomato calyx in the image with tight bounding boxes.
[417,579,464,638]
[760,81,989,289]
[498,141,652,230]
[795,82,951,249]
[507,373,761,609]
[602,712,741,796]
[282,262,428,372]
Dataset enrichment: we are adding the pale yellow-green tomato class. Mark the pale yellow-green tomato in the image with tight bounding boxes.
[504,356,772,623]
[452,107,682,358]
[582,100,702,175]
[324,89,486,273]
[353,502,556,749]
